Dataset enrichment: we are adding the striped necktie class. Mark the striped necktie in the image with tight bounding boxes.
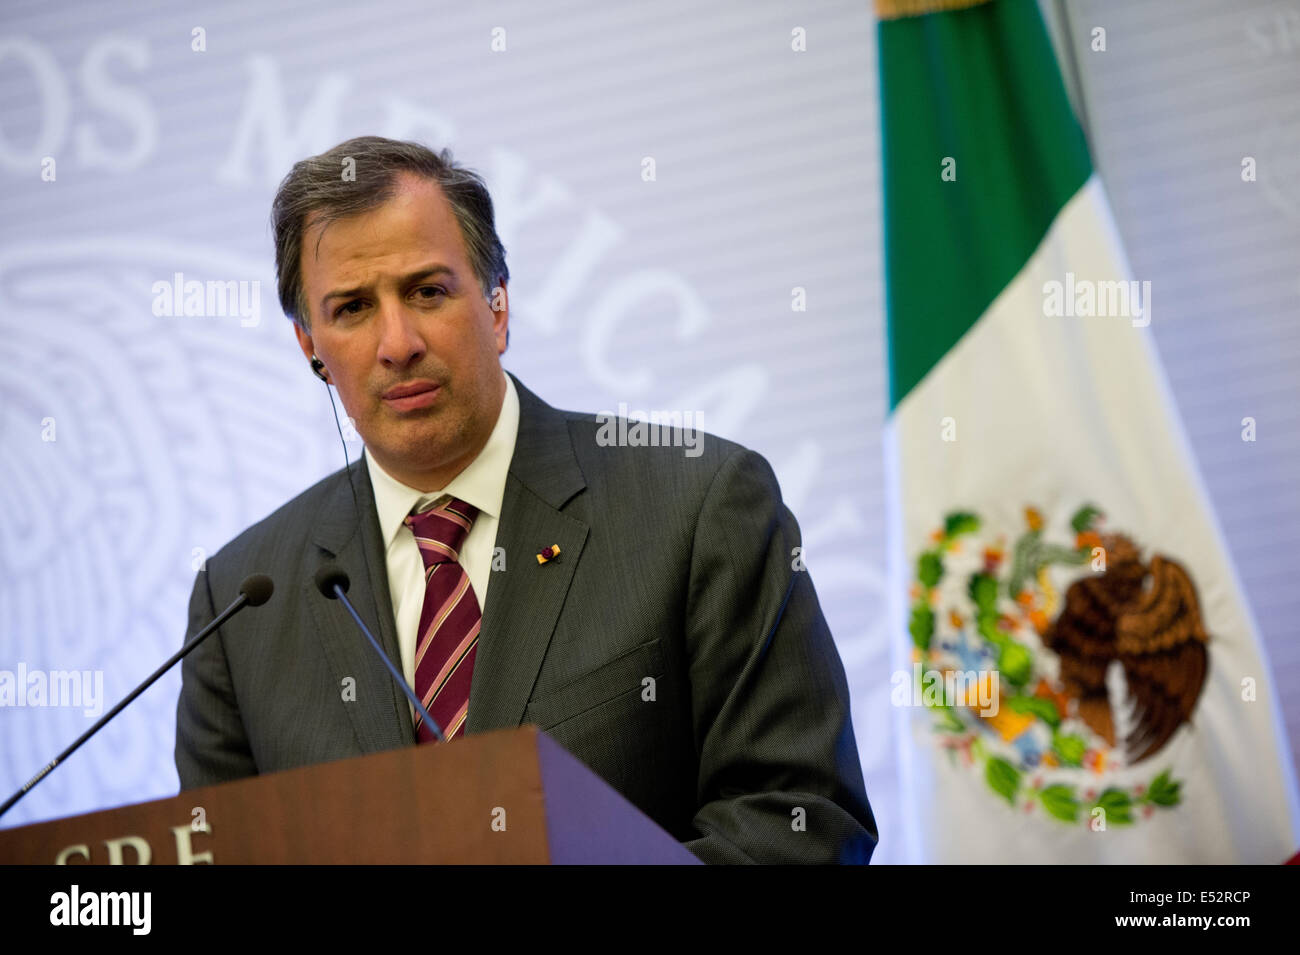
[403,497,480,743]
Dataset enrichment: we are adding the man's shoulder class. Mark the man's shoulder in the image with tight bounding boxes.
[552,404,780,504]
[563,405,740,465]
[512,373,766,491]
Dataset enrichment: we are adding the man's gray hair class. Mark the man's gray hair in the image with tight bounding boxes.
[271,136,509,331]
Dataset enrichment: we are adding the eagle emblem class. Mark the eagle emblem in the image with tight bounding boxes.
[905,505,1208,825]
[1047,533,1209,764]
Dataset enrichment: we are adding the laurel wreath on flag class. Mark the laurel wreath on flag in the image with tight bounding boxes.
[908,506,1184,825]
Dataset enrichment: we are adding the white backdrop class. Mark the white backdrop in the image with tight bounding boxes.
[1,1,1297,864]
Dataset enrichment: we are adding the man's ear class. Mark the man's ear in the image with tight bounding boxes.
[293,320,315,364]
[491,279,509,354]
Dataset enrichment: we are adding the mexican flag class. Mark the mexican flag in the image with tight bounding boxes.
[878,0,1300,862]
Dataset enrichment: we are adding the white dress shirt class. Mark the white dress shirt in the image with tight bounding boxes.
[365,371,520,719]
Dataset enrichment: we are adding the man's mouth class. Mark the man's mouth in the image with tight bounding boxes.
[381,380,441,412]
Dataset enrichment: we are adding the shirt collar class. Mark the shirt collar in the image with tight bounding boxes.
[366,370,519,550]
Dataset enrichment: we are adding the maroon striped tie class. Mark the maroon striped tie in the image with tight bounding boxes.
[403,497,480,743]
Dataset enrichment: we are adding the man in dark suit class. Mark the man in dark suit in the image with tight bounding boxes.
[174,136,876,864]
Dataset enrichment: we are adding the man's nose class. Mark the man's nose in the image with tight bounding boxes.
[375,299,426,369]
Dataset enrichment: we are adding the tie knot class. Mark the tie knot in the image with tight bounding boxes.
[404,497,478,566]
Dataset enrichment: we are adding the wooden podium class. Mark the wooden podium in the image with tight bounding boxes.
[0,726,701,864]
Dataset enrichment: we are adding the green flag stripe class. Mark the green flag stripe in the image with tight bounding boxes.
[879,0,1092,409]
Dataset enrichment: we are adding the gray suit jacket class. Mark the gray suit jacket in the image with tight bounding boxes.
[175,372,877,863]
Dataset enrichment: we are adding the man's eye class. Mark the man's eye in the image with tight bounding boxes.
[415,285,446,301]
[335,300,365,318]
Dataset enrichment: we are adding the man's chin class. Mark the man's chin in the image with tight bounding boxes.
[364,427,464,470]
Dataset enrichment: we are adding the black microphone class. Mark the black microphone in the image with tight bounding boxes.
[314,563,446,743]
[0,574,275,820]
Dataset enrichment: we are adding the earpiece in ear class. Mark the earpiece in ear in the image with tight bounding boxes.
[310,356,328,382]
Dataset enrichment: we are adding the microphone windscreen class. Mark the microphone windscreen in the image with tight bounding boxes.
[239,574,275,607]
[315,563,351,599]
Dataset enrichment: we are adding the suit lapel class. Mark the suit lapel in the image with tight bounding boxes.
[305,458,415,752]
[466,373,589,734]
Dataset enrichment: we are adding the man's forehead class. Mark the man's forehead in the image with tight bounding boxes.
[302,175,462,270]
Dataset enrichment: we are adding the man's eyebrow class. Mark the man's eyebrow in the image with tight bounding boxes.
[320,264,457,307]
